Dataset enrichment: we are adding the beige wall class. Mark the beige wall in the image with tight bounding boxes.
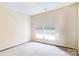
[0,6,31,50]
[31,3,78,49]
[78,3,79,55]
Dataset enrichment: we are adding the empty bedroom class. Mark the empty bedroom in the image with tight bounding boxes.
[0,2,78,56]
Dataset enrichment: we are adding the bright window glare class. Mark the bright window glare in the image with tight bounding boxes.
[35,26,58,40]
[36,34,43,39]
[44,35,55,40]
[36,29,43,39]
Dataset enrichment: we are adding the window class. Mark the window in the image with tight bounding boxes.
[44,27,56,40]
[36,26,58,40]
[36,26,44,39]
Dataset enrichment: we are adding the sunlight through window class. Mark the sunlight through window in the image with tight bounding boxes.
[36,26,58,40]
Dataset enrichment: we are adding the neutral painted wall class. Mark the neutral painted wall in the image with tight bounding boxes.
[78,3,79,55]
[0,6,31,50]
[31,3,78,49]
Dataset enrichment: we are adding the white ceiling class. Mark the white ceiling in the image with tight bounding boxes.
[0,2,75,16]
